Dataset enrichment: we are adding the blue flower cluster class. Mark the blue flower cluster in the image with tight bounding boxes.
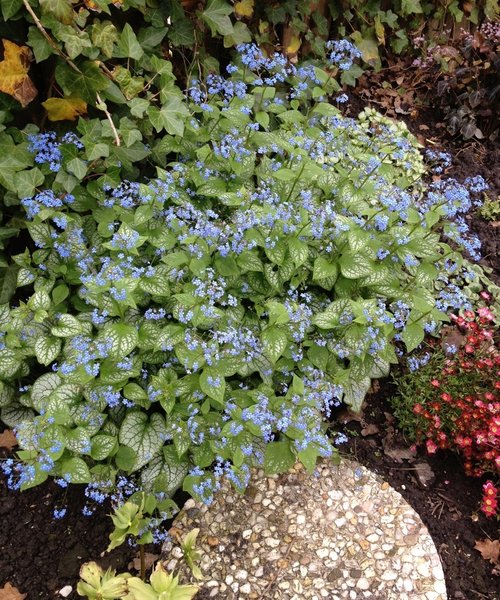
[27,131,83,172]
[325,39,362,70]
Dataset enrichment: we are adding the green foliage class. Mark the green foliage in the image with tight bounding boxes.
[478,196,500,221]
[77,562,129,599]
[77,561,198,600]
[0,43,488,509]
[0,0,493,520]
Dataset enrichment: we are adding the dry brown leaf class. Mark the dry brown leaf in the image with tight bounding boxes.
[337,408,363,424]
[0,583,27,600]
[0,429,17,450]
[475,539,500,566]
[0,40,37,107]
[440,325,465,354]
[128,552,159,572]
[361,423,380,437]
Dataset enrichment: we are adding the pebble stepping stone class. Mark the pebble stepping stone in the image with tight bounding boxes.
[162,459,447,599]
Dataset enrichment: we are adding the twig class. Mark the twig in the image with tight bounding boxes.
[140,545,146,580]
[21,0,81,73]
[96,93,121,146]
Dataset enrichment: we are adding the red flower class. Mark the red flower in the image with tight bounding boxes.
[430,379,440,388]
[483,481,497,498]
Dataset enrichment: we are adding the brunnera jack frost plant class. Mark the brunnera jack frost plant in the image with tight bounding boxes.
[0,42,488,505]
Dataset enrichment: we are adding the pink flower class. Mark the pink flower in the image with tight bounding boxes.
[478,306,494,320]
[426,439,438,454]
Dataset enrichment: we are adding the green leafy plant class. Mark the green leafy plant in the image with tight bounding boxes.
[107,490,178,579]
[180,529,202,580]
[478,196,500,222]
[127,563,198,600]
[77,561,129,600]
[77,561,199,600]
[0,37,491,514]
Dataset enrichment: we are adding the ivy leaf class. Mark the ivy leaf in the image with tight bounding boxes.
[42,97,87,121]
[39,0,73,24]
[27,28,53,62]
[167,19,195,47]
[201,0,234,36]
[0,40,37,107]
[1,0,22,20]
[147,96,190,137]
[401,0,423,15]
[13,167,44,199]
[264,440,295,475]
[55,61,108,104]
[223,21,251,47]
[91,21,118,58]
[115,23,143,60]
[119,411,166,471]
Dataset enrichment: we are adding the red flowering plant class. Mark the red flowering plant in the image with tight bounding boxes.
[392,302,499,518]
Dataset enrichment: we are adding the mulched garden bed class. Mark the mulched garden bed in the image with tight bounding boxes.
[1,79,499,600]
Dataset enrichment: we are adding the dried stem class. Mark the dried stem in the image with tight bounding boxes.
[140,545,146,580]
[96,93,121,146]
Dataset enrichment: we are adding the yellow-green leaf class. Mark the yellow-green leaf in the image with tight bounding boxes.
[286,34,301,55]
[234,0,253,18]
[42,97,87,121]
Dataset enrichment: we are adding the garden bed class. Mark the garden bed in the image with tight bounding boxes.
[1,65,499,600]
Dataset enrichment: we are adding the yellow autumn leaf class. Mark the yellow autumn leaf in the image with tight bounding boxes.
[0,39,37,107]
[235,0,254,18]
[286,34,302,55]
[42,97,88,121]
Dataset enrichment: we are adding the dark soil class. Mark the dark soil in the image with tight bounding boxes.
[1,78,499,600]
[0,475,137,598]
